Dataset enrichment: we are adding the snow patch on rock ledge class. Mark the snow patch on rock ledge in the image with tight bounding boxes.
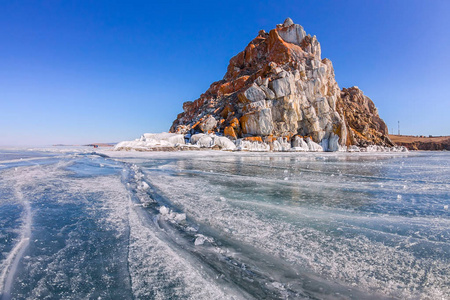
[114,132,408,153]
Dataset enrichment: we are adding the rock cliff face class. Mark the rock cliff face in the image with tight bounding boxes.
[338,87,393,147]
[170,18,393,150]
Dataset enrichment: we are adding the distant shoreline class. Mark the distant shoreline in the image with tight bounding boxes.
[52,143,116,147]
[389,134,450,150]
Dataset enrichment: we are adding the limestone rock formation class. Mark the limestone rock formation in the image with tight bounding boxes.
[338,87,393,147]
[170,18,393,150]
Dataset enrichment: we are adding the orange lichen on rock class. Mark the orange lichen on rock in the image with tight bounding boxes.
[266,29,304,65]
[218,76,250,95]
[224,126,237,140]
[243,136,263,143]
[229,117,240,128]
[264,135,277,143]
[332,124,341,135]
[238,114,251,134]
[282,134,293,141]
[191,121,200,130]
[238,93,251,104]
[220,104,234,119]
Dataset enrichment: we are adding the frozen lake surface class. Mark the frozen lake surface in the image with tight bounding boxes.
[0,147,449,299]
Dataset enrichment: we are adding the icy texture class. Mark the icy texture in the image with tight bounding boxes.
[1,148,448,299]
[272,138,291,151]
[111,150,449,299]
[213,136,237,150]
[114,132,408,153]
[0,152,237,299]
[291,136,309,151]
[305,137,323,152]
[114,132,185,150]
[235,139,270,151]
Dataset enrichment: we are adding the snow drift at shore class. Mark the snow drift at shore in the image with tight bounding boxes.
[114,132,408,153]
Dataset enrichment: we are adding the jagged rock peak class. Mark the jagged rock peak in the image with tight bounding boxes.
[169,19,393,151]
[283,17,294,27]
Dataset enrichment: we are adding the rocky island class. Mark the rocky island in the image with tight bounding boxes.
[115,18,406,152]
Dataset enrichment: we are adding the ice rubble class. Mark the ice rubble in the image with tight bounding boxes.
[193,234,214,246]
[235,139,270,152]
[114,132,408,153]
[114,132,185,150]
[159,206,186,222]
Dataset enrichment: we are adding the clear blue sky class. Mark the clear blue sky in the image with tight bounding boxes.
[1,0,449,146]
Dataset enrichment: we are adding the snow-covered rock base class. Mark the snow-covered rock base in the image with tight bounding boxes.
[114,132,408,153]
